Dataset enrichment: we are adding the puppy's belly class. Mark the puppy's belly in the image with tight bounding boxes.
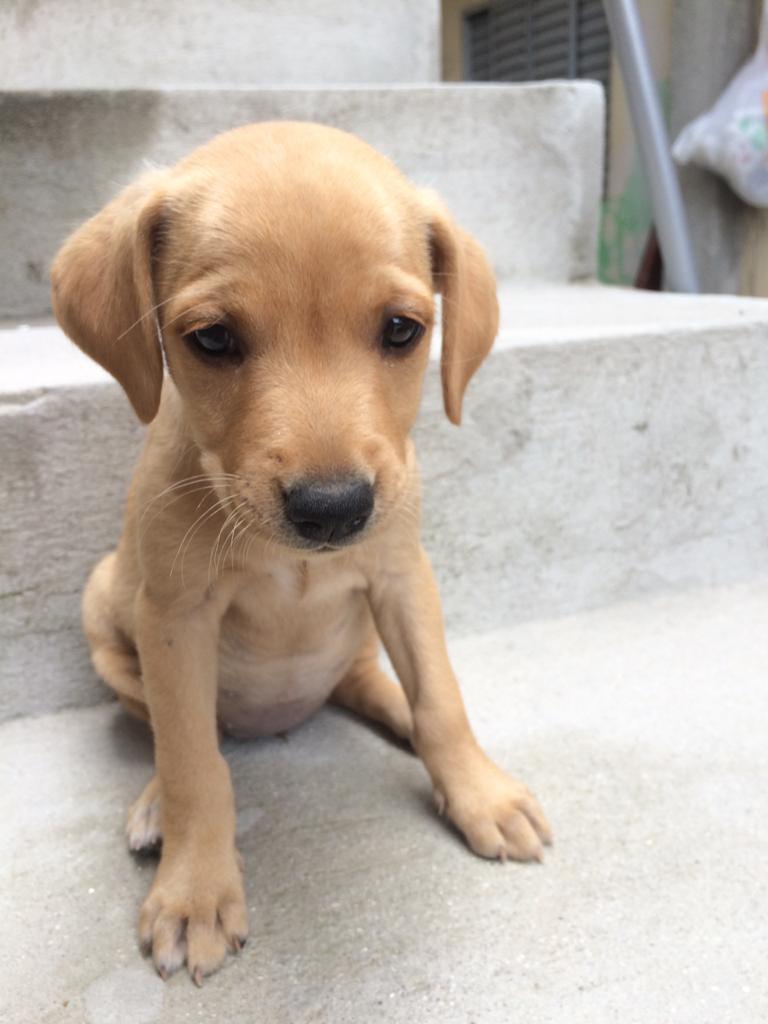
[216,644,356,739]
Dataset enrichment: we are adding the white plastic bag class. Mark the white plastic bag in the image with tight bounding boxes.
[673,9,768,206]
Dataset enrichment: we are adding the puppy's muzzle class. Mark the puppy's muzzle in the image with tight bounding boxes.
[283,478,374,546]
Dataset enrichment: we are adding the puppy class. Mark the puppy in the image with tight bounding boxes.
[51,122,551,985]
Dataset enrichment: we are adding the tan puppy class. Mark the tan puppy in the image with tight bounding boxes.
[51,122,551,985]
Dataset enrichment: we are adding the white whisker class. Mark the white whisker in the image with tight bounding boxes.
[170,493,234,583]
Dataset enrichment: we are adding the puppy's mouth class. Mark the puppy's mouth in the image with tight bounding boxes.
[282,521,373,554]
[297,534,368,554]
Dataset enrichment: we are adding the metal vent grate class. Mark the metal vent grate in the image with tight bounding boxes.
[465,0,611,96]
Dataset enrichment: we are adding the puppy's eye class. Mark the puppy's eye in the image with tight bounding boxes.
[381,316,424,351]
[186,324,239,360]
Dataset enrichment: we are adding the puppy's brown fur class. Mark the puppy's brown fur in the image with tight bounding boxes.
[51,122,551,984]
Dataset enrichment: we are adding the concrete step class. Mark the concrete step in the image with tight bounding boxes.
[0,0,440,89]
[2,580,766,1023]
[2,283,767,722]
[0,83,603,318]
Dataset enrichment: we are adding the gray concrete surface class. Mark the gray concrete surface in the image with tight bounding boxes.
[0,82,604,317]
[0,0,439,89]
[3,284,768,721]
[1,580,766,1023]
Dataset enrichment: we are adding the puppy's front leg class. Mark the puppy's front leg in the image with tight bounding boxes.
[370,546,552,862]
[135,589,248,984]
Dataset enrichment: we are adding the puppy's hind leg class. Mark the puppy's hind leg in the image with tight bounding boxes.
[126,775,162,853]
[83,552,149,723]
[331,629,413,742]
[83,554,160,851]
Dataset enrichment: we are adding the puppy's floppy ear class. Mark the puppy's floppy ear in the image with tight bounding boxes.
[424,193,499,425]
[51,170,169,423]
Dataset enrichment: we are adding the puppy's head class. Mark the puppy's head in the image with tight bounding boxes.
[52,123,498,553]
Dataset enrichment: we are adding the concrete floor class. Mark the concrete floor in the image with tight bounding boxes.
[2,581,767,1024]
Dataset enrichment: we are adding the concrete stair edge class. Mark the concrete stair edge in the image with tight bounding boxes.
[0,82,604,318]
[2,283,768,722]
[0,0,441,90]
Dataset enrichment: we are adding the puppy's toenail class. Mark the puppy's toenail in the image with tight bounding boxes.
[192,967,204,988]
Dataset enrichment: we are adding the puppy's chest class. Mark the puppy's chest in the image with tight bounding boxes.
[216,558,368,737]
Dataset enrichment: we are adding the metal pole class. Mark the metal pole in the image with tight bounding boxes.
[603,0,700,292]
[568,0,579,79]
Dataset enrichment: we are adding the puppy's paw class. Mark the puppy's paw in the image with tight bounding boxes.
[139,846,249,984]
[435,754,552,863]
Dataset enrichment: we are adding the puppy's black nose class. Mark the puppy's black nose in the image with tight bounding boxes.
[284,478,374,545]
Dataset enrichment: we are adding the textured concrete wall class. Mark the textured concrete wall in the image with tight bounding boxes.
[669,0,762,294]
[421,298,768,633]
[0,83,604,318]
[3,286,768,720]
[1,382,144,720]
[0,0,440,88]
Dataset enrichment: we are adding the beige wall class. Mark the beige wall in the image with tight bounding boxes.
[601,0,673,285]
[442,0,486,81]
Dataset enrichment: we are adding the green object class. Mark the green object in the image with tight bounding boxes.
[599,158,653,285]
